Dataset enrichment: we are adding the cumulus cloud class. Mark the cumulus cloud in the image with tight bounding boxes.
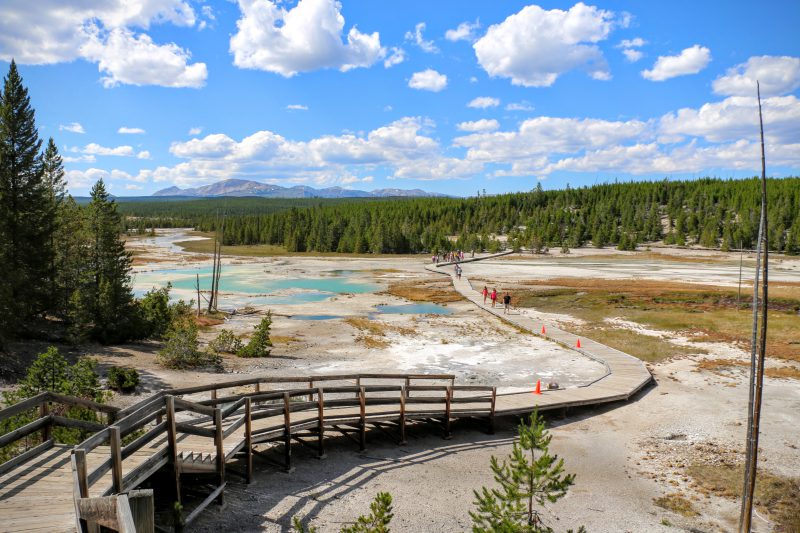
[60,122,86,134]
[622,49,643,63]
[405,22,438,53]
[137,150,151,159]
[80,26,206,88]
[384,47,406,68]
[230,0,384,77]
[457,119,500,132]
[118,126,145,134]
[712,55,800,97]
[0,0,206,88]
[641,45,711,81]
[506,101,534,112]
[188,127,203,136]
[408,69,448,92]
[468,96,500,109]
[287,104,309,111]
[617,37,646,63]
[76,143,136,157]
[473,3,614,87]
[445,20,480,42]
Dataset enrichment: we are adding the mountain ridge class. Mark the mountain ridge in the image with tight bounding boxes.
[153,179,447,198]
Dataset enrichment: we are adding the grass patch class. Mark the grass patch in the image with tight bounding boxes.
[653,493,699,517]
[344,317,415,337]
[385,279,464,304]
[696,359,800,380]
[573,326,702,363]
[356,335,390,349]
[270,335,301,345]
[175,232,423,258]
[688,463,800,532]
[512,279,800,364]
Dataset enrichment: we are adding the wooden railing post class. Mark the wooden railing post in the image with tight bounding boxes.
[245,398,253,484]
[316,388,325,459]
[74,448,89,499]
[40,401,51,443]
[355,377,361,399]
[307,380,314,402]
[358,386,366,451]
[211,389,217,401]
[443,386,452,440]
[404,377,410,398]
[488,387,496,435]
[110,426,123,493]
[213,408,224,505]
[283,393,293,472]
[399,388,407,445]
[165,396,181,505]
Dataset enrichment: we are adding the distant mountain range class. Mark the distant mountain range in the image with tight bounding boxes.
[153,179,447,199]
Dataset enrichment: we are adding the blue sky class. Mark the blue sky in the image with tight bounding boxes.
[1,0,799,196]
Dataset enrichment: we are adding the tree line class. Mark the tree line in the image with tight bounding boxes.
[126,178,800,255]
[0,61,159,346]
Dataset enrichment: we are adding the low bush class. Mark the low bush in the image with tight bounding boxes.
[157,322,220,369]
[237,312,273,358]
[107,367,140,393]
[208,329,244,354]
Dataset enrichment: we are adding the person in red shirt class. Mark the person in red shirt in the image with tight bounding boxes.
[490,288,497,308]
[482,286,488,304]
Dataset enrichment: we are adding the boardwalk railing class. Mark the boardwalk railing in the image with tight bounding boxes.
[0,391,119,476]
[63,373,494,530]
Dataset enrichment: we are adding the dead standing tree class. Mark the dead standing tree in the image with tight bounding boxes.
[738,81,769,533]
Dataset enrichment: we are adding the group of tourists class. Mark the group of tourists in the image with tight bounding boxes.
[482,286,512,314]
[432,250,466,265]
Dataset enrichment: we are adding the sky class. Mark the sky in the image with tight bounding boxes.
[1,0,799,197]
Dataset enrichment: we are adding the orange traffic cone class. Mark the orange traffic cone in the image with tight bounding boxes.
[541,325,546,335]
[576,338,581,348]
[534,380,542,395]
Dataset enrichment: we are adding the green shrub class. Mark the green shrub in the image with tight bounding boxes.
[208,329,244,354]
[237,312,273,358]
[157,322,220,369]
[137,284,172,338]
[107,367,140,393]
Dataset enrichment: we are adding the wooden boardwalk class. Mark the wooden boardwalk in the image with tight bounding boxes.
[0,255,652,532]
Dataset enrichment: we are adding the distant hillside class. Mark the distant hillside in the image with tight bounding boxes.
[153,179,447,199]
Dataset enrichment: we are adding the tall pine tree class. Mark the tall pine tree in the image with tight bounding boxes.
[0,60,52,338]
[42,138,66,310]
[82,179,137,343]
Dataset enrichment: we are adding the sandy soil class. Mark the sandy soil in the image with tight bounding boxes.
[91,231,800,530]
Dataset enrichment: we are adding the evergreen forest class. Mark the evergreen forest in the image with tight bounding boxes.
[121,178,800,255]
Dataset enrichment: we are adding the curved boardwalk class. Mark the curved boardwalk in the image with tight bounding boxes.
[0,254,652,532]
[427,255,653,414]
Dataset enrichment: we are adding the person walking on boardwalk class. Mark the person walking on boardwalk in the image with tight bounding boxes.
[482,285,489,304]
[490,288,497,307]
[503,292,511,314]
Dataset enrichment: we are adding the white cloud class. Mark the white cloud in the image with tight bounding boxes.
[137,150,151,159]
[457,119,500,132]
[712,56,800,97]
[63,155,96,163]
[473,3,614,87]
[0,0,205,88]
[59,122,85,134]
[618,37,645,49]
[641,45,711,81]
[468,96,500,109]
[125,184,144,190]
[506,101,534,112]
[287,104,309,111]
[405,22,438,53]
[445,20,480,42]
[230,0,384,77]
[454,116,649,163]
[80,26,206,88]
[118,126,145,134]
[188,127,203,136]
[408,69,448,92]
[659,95,800,144]
[622,49,643,63]
[65,168,110,189]
[384,47,406,68]
[77,143,136,157]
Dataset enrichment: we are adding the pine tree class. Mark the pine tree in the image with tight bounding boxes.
[42,138,66,309]
[0,60,51,337]
[471,411,585,533]
[85,179,137,343]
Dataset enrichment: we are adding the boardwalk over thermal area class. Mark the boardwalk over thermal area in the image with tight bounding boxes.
[1,255,652,532]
